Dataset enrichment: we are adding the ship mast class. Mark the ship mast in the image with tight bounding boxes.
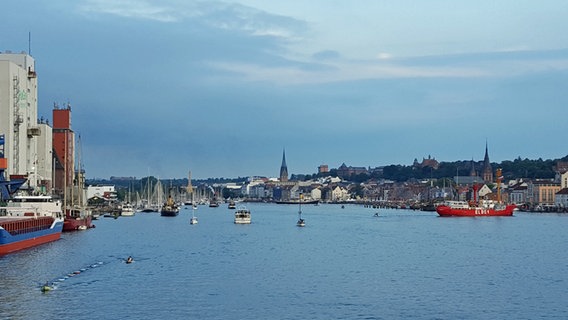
[186,170,193,201]
[496,168,503,203]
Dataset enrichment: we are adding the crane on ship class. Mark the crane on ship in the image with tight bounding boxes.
[496,168,503,203]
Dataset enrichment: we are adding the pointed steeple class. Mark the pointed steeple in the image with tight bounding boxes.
[279,149,288,182]
[469,158,476,176]
[482,141,493,182]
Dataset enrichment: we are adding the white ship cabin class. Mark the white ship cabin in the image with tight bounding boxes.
[443,201,470,209]
[2,195,63,217]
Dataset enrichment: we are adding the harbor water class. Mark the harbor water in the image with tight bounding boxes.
[1,203,567,320]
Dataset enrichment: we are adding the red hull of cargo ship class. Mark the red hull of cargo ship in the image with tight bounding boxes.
[0,231,61,255]
[436,204,516,217]
[0,217,64,255]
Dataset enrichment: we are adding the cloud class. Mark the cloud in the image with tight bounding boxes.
[376,52,393,60]
[79,0,307,41]
[14,0,566,179]
[80,0,179,22]
[199,3,307,40]
[207,48,568,86]
[207,59,488,86]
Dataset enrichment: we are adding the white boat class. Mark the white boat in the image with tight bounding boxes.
[121,181,135,216]
[189,193,198,225]
[5,194,64,218]
[234,206,251,224]
[141,173,158,212]
[120,203,135,216]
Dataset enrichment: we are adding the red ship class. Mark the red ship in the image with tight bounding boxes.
[63,207,93,231]
[436,169,515,217]
[0,216,64,255]
[0,195,65,255]
[1,134,65,254]
[436,201,516,217]
[52,106,93,231]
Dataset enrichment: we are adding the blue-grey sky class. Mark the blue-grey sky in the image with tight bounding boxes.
[2,1,568,179]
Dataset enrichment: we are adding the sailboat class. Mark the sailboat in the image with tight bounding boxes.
[189,192,198,225]
[185,170,194,206]
[142,178,162,212]
[297,193,305,227]
[190,209,198,224]
[141,173,155,212]
[120,182,135,217]
[63,135,93,231]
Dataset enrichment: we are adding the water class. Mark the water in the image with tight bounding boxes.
[1,203,567,320]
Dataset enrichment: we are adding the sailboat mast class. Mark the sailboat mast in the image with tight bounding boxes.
[147,169,150,207]
[496,168,502,203]
[77,134,83,207]
[189,170,195,217]
[299,192,302,218]
[192,192,196,218]
[63,128,67,212]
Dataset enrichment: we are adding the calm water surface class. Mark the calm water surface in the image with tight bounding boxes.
[1,203,567,319]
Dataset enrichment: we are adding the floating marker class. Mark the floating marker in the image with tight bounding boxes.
[41,260,110,293]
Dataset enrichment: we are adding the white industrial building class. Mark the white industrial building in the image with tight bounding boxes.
[0,51,51,191]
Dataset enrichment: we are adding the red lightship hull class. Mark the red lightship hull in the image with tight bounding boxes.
[436,204,516,217]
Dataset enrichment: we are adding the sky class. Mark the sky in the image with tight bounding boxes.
[2,0,568,179]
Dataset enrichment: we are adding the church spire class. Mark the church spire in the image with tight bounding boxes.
[279,149,288,182]
[469,158,476,176]
[482,141,493,182]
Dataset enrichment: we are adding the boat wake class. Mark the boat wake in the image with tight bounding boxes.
[39,260,105,292]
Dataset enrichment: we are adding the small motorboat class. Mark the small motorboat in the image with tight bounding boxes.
[297,193,306,227]
[41,283,52,292]
[234,206,251,224]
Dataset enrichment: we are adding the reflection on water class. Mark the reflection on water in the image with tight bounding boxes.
[1,203,567,319]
